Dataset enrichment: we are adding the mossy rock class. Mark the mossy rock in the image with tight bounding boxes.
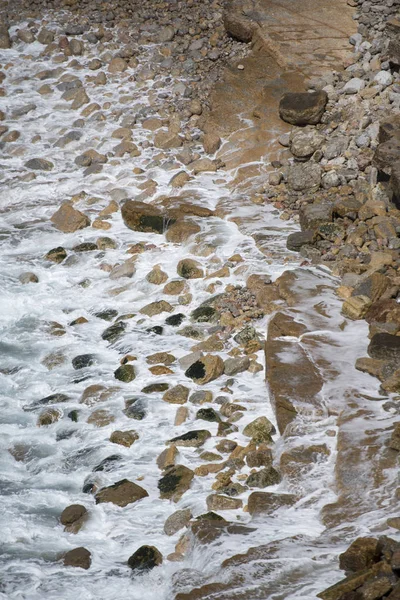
[114,364,136,382]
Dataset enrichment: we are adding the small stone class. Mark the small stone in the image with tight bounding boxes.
[243,417,276,442]
[95,479,148,507]
[51,204,90,233]
[206,494,242,510]
[246,466,281,488]
[177,259,204,279]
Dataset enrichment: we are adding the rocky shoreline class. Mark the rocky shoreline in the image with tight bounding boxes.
[1,0,400,598]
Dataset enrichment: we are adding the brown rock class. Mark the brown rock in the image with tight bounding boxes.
[247,492,297,516]
[95,479,148,507]
[146,266,168,285]
[109,430,139,447]
[60,504,88,533]
[63,547,91,570]
[165,220,201,243]
[121,200,173,234]
[51,204,90,233]
[177,258,204,279]
[164,509,192,536]
[206,494,243,510]
[163,385,189,404]
[339,537,380,574]
[185,354,224,385]
[87,409,115,427]
[279,90,328,126]
[158,465,194,501]
[203,132,221,154]
[108,57,128,73]
[163,280,187,295]
[140,300,173,316]
[157,445,178,470]
[37,408,61,427]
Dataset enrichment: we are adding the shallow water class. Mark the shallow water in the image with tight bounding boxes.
[0,15,398,600]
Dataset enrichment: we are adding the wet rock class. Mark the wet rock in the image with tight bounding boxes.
[163,385,189,405]
[146,265,168,285]
[45,247,67,263]
[339,537,380,574]
[114,364,136,382]
[37,408,62,427]
[206,494,243,511]
[342,296,372,320]
[109,261,136,280]
[246,466,281,488]
[95,309,118,321]
[25,158,53,171]
[368,334,400,362]
[203,132,221,154]
[127,546,162,573]
[142,383,169,393]
[164,509,192,536]
[216,439,237,453]
[19,272,38,284]
[243,417,276,442]
[72,354,95,370]
[191,306,217,323]
[169,430,211,448]
[223,356,250,376]
[189,390,213,405]
[234,326,259,346]
[140,300,173,317]
[157,445,178,470]
[75,150,107,167]
[177,259,204,279]
[247,492,297,515]
[165,313,185,327]
[246,446,273,468]
[80,385,118,406]
[60,504,88,533]
[123,398,147,421]
[166,220,201,244]
[51,204,90,233]
[146,352,176,366]
[317,561,395,600]
[63,547,91,570]
[121,200,172,234]
[110,430,138,447]
[95,479,148,507]
[154,130,183,150]
[158,465,194,501]
[163,280,187,295]
[101,321,127,344]
[87,409,114,427]
[185,354,224,384]
[196,408,220,423]
[93,455,122,473]
[279,91,328,126]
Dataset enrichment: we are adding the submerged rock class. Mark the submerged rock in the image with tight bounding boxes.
[169,430,211,448]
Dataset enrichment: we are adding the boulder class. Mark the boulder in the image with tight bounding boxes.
[63,547,91,569]
[279,91,328,126]
[185,354,224,384]
[341,296,372,320]
[95,479,148,506]
[247,492,297,515]
[158,465,194,501]
[339,537,380,574]
[368,333,400,361]
[127,546,162,572]
[163,385,189,404]
[164,509,193,536]
[121,200,174,234]
[157,445,178,470]
[290,128,324,159]
[203,132,221,154]
[51,204,90,233]
[223,4,256,42]
[169,430,211,448]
